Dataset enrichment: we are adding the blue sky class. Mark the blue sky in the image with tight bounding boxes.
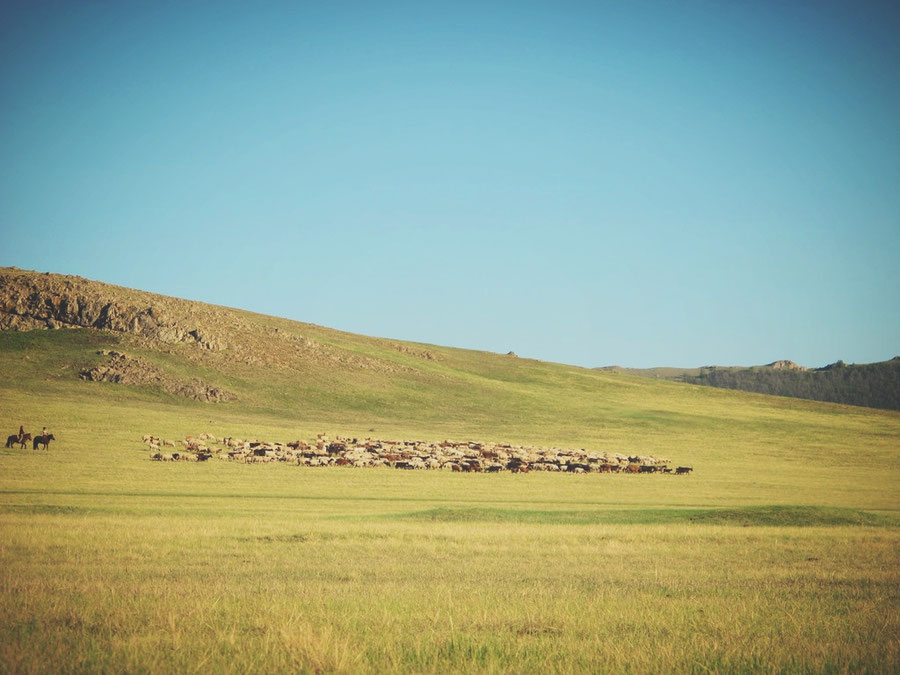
[1,0,898,368]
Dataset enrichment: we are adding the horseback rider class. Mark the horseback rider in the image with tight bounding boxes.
[18,425,24,443]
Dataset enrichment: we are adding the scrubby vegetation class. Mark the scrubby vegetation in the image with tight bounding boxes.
[683,358,900,411]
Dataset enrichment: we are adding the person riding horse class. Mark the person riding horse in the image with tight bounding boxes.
[6,431,31,449]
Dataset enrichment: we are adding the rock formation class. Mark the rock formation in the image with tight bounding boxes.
[81,351,232,402]
[766,360,807,371]
[0,267,415,374]
[0,268,223,349]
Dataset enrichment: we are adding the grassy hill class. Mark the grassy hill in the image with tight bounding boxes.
[1,267,898,672]
[599,358,900,411]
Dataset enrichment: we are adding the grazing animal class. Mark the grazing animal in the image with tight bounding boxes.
[506,460,529,473]
[6,433,31,449]
[625,464,640,473]
[675,466,693,475]
[33,434,55,450]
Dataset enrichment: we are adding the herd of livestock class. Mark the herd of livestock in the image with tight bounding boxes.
[145,433,693,475]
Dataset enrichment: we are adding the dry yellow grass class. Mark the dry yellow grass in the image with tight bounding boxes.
[0,320,898,672]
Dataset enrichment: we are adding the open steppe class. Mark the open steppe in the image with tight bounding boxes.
[1,273,898,672]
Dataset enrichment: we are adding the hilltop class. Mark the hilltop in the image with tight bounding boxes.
[598,357,900,411]
[0,266,444,404]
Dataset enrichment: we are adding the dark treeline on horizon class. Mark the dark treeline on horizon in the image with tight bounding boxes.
[681,358,900,412]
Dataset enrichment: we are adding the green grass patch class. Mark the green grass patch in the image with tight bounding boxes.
[396,505,900,527]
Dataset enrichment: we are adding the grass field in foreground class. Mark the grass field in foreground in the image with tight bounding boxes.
[0,327,898,672]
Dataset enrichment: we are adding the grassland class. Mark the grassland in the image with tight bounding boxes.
[1,326,899,673]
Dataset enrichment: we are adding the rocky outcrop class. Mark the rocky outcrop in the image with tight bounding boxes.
[80,351,232,403]
[393,343,437,360]
[0,268,417,375]
[0,268,224,349]
[767,360,807,371]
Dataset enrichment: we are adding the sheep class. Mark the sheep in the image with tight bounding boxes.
[148,431,681,477]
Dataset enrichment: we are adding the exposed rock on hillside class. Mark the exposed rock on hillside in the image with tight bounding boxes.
[766,360,807,371]
[0,267,414,374]
[0,268,225,349]
[80,351,232,402]
[393,343,437,360]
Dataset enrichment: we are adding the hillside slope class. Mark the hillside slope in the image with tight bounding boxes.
[599,358,900,411]
[1,266,898,504]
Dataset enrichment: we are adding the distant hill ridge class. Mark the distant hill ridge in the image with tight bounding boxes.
[598,358,900,412]
[0,267,424,375]
[2,267,897,412]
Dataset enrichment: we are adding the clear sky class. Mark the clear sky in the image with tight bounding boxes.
[1,0,898,368]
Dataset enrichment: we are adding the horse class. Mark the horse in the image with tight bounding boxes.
[33,434,55,450]
[6,433,31,449]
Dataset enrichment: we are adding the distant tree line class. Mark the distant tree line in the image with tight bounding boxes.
[680,358,900,411]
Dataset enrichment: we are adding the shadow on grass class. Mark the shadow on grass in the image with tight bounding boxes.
[390,505,900,527]
[3,504,898,528]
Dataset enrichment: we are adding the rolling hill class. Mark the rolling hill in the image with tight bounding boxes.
[598,357,900,411]
[1,264,898,500]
